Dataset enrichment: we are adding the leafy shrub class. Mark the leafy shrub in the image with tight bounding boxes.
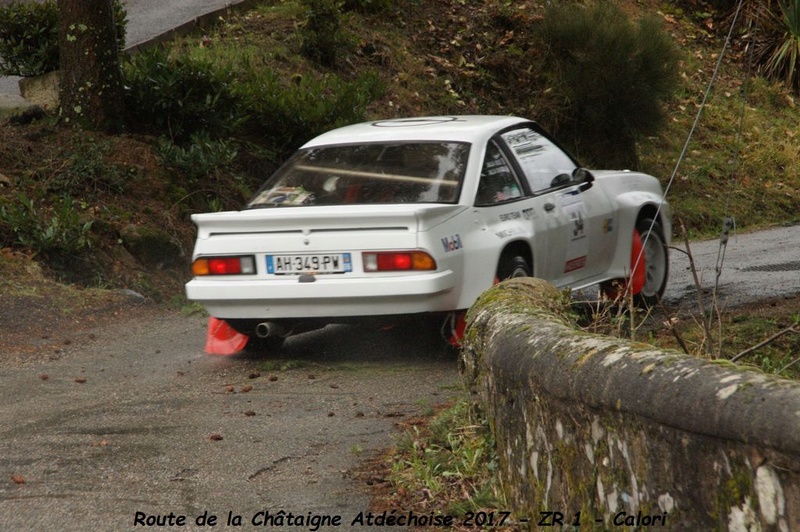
[0,1,59,76]
[235,69,384,160]
[0,0,127,77]
[122,47,240,142]
[753,0,800,91]
[300,0,345,67]
[0,195,92,257]
[533,2,679,168]
[156,133,238,182]
[52,136,131,195]
[124,43,383,164]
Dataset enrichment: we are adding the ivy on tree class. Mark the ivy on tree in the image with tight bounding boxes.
[57,0,124,133]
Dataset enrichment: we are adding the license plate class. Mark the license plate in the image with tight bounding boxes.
[266,253,352,274]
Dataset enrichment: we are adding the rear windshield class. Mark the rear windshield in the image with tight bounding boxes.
[247,142,470,208]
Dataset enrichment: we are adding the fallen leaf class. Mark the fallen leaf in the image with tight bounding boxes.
[240,385,252,393]
[10,475,25,484]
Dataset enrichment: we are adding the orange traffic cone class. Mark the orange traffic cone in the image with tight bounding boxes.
[205,317,249,355]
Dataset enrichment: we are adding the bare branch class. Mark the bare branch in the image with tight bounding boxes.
[730,326,800,363]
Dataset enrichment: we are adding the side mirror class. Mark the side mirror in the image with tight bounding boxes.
[550,173,572,188]
[574,168,594,192]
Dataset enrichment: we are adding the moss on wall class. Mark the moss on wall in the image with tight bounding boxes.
[463,278,800,530]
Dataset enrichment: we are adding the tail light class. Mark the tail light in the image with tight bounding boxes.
[192,256,255,276]
[362,251,436,272]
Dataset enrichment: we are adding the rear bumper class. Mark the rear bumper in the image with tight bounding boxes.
[185,270,457,319]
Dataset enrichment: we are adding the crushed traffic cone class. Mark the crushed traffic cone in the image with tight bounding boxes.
[448,311,467,347]
[205,317,249,355]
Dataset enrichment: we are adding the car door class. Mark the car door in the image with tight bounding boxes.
[471,137,564,281]
[497,126,616,285]
[549,183,617,284]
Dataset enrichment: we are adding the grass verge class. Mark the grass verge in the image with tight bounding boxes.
[365,396,521,530]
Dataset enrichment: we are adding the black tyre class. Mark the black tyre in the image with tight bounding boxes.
[635,217,669,306]
[496,254,532,281]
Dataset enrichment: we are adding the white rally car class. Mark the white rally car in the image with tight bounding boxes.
[186,116,670,347]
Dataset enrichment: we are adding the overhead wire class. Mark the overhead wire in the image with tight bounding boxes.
[628,0,747,299]
[713,6,754,298]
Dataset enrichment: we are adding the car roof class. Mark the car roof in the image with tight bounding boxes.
[301,115,531,148]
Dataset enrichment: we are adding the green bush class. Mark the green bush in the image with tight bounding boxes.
[0,195,92,257]
[757,0,800,91]
[300,0,345,67]
[52,136,131,195]
[122,47,240,142]
[0,1,59,76]
[0,0,127,77]
[156,133,238,182]
[123,43,383,163]
[534,2,679,168]
[235,69,384,160]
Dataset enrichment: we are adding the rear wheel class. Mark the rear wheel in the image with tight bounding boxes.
[634,217,669,306]
[496,254,532,281]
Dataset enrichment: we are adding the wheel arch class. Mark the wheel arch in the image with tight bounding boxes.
[636,203,660,225]
[633,204,670,304]
[497,240,534,275]
[635,203,671,246]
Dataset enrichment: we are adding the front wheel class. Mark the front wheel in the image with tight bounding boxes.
[635,217,669,306]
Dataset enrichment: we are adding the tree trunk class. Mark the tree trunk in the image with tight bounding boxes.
[57,0,124,132]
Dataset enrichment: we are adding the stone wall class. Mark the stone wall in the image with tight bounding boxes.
[461,278,800,530]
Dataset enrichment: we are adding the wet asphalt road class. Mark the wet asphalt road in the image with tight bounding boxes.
[0,312,460,531]
[663,224,800,308]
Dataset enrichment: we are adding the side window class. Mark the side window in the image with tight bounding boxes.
[500,128,577,194]
[475,141,523,206]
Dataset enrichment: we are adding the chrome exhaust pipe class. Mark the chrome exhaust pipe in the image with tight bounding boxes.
[255,321,287,338]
